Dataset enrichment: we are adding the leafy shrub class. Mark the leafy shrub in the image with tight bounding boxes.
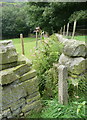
[33,34,63,96]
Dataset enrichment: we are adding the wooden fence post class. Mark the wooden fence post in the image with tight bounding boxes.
[63,25,65,36]
[66,23,69,36]
[58,65,68,105]
[36,31,38,49]
[20,33,25,55]
[72,20,77,39]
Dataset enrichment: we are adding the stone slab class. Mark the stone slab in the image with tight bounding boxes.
[0,40,18,64]
[63,40,86,57]
[26,93,40,104]
[0,68,19,85]
[2,109,12,119]
[12,108,21,117]
[22,100,41,113]
[21,77,39,95]
[2,84,27,110]
[59,53,87,75]
[10,98,25,111]
[17,54,32,66]
[13,64,31,76]
[0,62,17,71]
[19,69,36,82]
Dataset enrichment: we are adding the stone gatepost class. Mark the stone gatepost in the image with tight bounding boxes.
[58,65,68,105]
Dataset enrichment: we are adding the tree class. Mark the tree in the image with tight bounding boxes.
[2,3,30,39]
[26,2,86,35]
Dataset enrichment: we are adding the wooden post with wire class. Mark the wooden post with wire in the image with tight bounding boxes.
[36,31,38,49]
[72,20,77,39]
[66,23,69,36]
[20,33,25,55]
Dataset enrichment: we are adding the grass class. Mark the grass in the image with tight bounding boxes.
[9,37,38,60]
[65,35,86,42]
[26,97,86,118]
[73,36,86,42]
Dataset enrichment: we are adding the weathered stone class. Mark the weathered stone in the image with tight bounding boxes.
[0,86,2,111]
[0,68,19,85]
[63,40,86,57]
[13,64,31,76]
[12,108,21,117]
[26,94,40,104]
[27,91,40,100]
[59,53,87,75]
[22,100,41,113]
[0,114,2,119]
[17,54,32,66]
[2,84,27,110]
[2,109,12,119]
[58,65,68,105]
[56,34,86,57]
[21,77,39,95]
[0,40,18,64]
[10,98,25,111]
[19,69,36,82]
[0,62,17,71]
[24,105,42,117]
[56,34,69,44]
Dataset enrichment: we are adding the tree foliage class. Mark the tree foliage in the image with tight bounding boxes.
[1,2,86,39]
[2,3,30,39]
[69,10,87,23]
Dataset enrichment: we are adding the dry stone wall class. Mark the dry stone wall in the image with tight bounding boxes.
[0,40,41,119]
[56,34,87,84]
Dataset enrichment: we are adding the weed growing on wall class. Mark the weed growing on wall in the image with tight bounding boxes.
[33,34,63,97]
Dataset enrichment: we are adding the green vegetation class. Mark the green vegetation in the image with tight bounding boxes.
[27,98,86,118]
[69,10,87,23]
[65,35,86,42]
[1,34,86,119]
[10,37,36,60]
[26,34,86,119]
[74,36,86,42]
[1,2,86,39]
[33,34,63,96]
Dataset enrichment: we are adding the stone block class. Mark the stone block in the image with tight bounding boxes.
[0,62,17,71]
[10,98,25,111]
[59,53,87,75]
[0,68,19,85]
[2,109,12,119]
[63,40,86,57]
[0,86,2,110]
[12,108,21,117]
[13,64,31,76]
[0,40,18,64]
[2,84,27,110]
[26,93,40,104]
[22,100,41,113]
[27,91,40,100]
[17,54,32,66]
[21,77,39,95]
[19,69,36,82]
